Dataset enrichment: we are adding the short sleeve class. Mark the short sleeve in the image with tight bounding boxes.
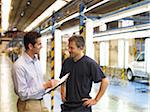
[59,58,70,78]
[59,62,66,78]
[90,62,106,83]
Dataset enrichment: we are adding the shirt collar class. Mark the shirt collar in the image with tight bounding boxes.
[23,52,38,64]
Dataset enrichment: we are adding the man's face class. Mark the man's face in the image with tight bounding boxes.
[32,38,42,54]
[68,41,82,58]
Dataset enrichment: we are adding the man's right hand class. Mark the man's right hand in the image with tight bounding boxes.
[43,79,59,89]
[61,84,66,102]
[61,95,66,102]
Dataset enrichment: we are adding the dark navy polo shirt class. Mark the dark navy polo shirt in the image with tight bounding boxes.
[60,55,105,104]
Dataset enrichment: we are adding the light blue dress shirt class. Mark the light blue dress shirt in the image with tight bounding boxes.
[12,52,45,101]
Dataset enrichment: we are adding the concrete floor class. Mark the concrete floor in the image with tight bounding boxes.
[0,53,150,112]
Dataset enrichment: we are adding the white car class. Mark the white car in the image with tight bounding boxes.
[127,52,149,81]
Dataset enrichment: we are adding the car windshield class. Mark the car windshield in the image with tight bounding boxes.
[137,52,145,61]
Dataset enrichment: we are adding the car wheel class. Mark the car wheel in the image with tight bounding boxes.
[127,69,135,81]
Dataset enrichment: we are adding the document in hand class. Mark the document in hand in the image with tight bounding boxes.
[45,73,70,94]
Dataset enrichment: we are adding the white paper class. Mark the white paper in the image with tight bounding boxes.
[45,73,70,94]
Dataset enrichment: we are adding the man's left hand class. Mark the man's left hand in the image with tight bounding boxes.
[82,98,97,107]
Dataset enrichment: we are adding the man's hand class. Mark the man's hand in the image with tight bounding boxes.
[50,79,59,87]
[61,95,66,102]
[61,83,66,102]
[82,98,98,107]
[43,79,59,89]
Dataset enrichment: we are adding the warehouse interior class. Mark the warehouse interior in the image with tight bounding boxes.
[0,0,150,112]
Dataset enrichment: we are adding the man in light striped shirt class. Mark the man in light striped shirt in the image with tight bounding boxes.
[12,31,58,112]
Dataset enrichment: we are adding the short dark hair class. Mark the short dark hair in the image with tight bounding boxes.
[68,35,85,48]
[23,31,41,50]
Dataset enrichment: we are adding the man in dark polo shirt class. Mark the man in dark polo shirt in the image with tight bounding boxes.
[60,35,109,112]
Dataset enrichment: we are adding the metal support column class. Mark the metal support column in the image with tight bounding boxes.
[79,2,85,37]
[85,19,94,59]
[50,13,55,112]
[118,20,133,80]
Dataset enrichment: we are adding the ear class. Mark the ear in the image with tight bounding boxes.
[80,47,84,50]
[28,43,33,50]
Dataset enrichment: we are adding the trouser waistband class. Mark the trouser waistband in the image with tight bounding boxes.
[20,98,43,102]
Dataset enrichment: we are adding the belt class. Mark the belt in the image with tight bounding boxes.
[37,98,43,101]
[24,98,43,102]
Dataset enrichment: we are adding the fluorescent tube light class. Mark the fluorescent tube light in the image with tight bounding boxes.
[24,0,72,32]
[1,0,12,32]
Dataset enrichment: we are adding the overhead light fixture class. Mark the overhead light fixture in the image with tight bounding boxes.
[1,0,12,32]
[63,0,71,3]
[20,11,25,17]
[12,27,18,31]
[85,0,110,12]
[24,0,73,32]
[27,0,31,6]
